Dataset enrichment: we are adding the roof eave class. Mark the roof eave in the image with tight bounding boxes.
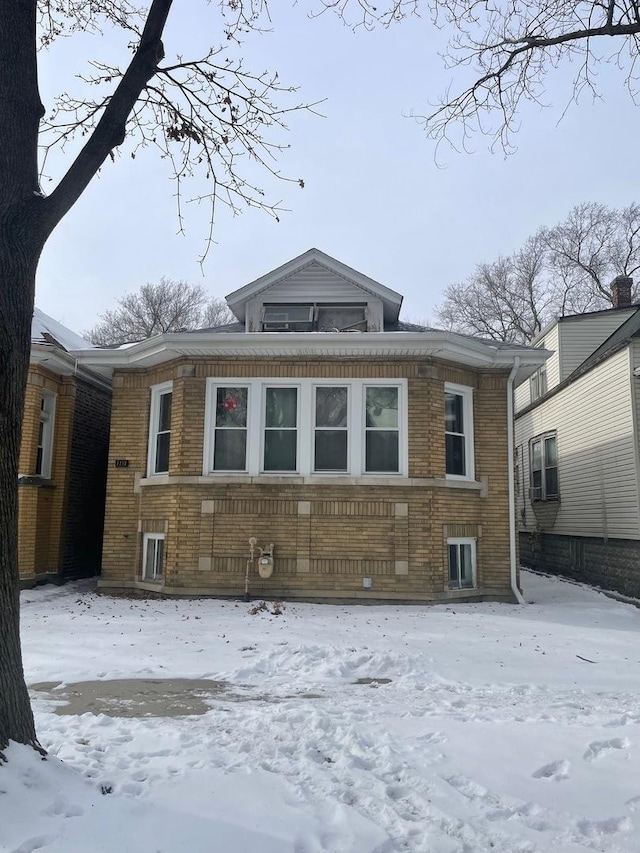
[73,332,550,378]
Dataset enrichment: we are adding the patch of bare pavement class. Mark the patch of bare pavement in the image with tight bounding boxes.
[31,678,236,718]
[29,676,391,718]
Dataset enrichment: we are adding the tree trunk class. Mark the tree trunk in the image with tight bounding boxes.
[0,211,45,757]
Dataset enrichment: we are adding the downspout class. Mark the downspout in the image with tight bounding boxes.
[507,356,526,605]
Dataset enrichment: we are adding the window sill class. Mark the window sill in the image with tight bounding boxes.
[531,496,560,504]
[139,474,485,490]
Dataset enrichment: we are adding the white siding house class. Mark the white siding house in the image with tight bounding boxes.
[515,284,640,596]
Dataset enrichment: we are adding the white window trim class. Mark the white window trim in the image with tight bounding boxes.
[36,391,57,479]
[313,384,350,473]
[447,537,477,590]
[529,431,558,501]
[261,383,301,474]
[444,382,475,481]
[203,378,408,478]
[147,381,173,476]
[142,532,165,582]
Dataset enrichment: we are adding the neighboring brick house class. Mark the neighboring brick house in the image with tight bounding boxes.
[515,276,640,597]
[19,309,111,586]
[78,249,547,602]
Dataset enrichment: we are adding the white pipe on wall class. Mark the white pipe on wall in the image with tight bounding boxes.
[507,356,526,605]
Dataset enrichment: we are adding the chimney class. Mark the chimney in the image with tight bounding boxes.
[611,275,633,308]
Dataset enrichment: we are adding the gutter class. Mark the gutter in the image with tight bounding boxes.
[507,356,526,605]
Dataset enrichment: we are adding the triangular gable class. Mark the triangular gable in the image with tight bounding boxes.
[225,248,402,323]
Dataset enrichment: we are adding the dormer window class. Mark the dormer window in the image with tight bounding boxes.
[262,304,314,331]
[261,303,367,332]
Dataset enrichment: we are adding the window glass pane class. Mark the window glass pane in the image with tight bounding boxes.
[448,544,458,584]
[155,431,170,473]
[317,306,366,331]
[265,387,297,428]
[544,436,557,467]
[366,387,398,428]
[158,392,172,432]
[531,440,542,470]
[365,431,399,472]
[532,468,542,490]
[216,387,248,428]
[460,544,473,587]
[545,466,559,497]
[445,393,464,434]
[264,430,297,471]
[446,433,466,476]
[144,538,163,580]
[155,539,164,578]
[263,305,312,323]
[35,445,43,476]
[315,431,348,471]
[214,430,247,471]
[315,387,347,427]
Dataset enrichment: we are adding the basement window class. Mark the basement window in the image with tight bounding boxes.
[142,533,165,582]
[448,538,476,590]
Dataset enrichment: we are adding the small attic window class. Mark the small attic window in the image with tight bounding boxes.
[261,304,367,332]
[317,306,366,332]
[262,304,313,331]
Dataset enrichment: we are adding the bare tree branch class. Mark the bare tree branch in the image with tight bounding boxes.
[436,202,640,343]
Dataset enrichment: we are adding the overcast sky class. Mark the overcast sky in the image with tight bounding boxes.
[34,3,638,334]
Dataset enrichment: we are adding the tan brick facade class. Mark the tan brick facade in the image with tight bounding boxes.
[99,356,516,602]
[18,364,111,586]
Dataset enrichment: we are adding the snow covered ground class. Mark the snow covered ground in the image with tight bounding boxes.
[3,571,640,852]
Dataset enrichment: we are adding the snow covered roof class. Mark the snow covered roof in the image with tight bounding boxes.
[31,308,94,352]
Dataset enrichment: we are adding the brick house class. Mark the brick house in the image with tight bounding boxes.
[79,249,547,602]
[19,309,111,586]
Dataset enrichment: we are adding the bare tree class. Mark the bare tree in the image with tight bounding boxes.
[437,203,640,343]
[0,0,312,759]
[201,296,236,329]
[321,2,640,151]
[85,279,234,345]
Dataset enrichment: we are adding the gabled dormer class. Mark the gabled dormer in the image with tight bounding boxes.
[225,248,403,333]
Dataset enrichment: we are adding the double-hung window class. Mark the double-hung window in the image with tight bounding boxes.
[365,386,399,473]
[448,538,476,590]
[530,433,558,500]
[445,383,474,479]
[264,386,298,472]
[314,386,348,472]
[204,378,406,477]
[36,392,56,478]
[213,386,249,471]
[142,533,164,581]
[148,382,173,475]
[530,364,548,402]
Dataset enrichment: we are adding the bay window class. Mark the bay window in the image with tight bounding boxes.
[204,378,406,477]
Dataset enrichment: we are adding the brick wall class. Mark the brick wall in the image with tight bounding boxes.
[100,357,514,601]
[61,378,112,578]
[18,365,111,584]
